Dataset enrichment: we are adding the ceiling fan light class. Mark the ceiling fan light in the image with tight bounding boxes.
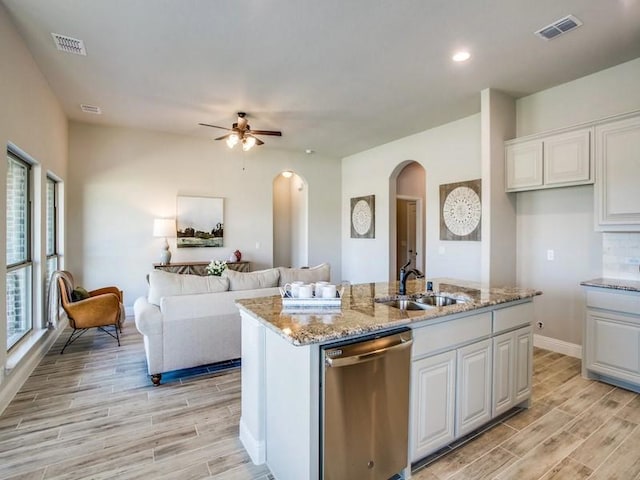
[243,136,257,151]
[227,133,240,148]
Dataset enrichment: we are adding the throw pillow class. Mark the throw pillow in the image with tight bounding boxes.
[147,270,230,306]
[278,263,330,286]
[223,268,280,291]
[71,286,90,302]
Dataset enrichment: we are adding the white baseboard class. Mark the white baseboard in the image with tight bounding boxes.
[239,417,266,465]
[534,334,582,359]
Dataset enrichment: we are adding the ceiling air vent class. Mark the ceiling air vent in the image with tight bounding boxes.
[535,15,582,40]
[51,33,87,55]
[80,104,102,114]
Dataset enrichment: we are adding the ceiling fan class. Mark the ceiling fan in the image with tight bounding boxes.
[199,112,282,151]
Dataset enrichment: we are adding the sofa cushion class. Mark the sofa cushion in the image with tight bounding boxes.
[223,268,280,291]
[278,263,330,286]
[148,270,229,306]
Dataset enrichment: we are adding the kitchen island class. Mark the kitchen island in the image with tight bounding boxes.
[236,278,541,480]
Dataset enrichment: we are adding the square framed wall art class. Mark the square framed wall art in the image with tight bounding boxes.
[176,195,224,248]
[350,195,375,239]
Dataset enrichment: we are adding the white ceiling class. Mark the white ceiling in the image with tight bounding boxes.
[3,0,640,158]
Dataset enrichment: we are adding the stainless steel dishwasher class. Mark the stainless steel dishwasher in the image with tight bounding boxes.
[321,328,413,480]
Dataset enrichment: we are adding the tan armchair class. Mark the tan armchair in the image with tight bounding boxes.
[57,272,124,354]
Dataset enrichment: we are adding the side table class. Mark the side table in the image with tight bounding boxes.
[153,261,250,275]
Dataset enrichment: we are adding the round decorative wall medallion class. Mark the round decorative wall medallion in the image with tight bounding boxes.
[352,199,372,236]
[442,186,481,237]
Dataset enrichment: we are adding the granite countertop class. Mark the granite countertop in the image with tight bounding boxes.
[580,277,640,293]
[235,278,542,346]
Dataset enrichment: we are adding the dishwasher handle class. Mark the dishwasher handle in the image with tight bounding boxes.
[325,338,413,368]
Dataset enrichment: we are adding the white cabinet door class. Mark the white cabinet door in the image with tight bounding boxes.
[492,332,514,417]
[456,339,492,436]
[544,129,591,186]
[595,115,640,231]
[506,140,543,191]
[514,327,533,404]
[492,326,532,417]
[585,309,640,385]
[410,350,456,461]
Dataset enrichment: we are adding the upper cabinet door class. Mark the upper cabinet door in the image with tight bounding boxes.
[595,114,640,231]
[544,129,592,187]
[506,140,543,191]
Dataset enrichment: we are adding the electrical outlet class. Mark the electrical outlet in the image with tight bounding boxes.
[546,250,554,261]
[537,321,544,329]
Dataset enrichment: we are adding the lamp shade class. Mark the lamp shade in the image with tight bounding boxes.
[153,218,176,238]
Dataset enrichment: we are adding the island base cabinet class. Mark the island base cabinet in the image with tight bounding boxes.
[492,326,533,417]
[585,310,640,386]
[456,339,492,437]
[410,350,456,462]
[410,338,494,462]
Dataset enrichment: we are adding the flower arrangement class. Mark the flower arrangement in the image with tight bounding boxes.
[205,260,227,276]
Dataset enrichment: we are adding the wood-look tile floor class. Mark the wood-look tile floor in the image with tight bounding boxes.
[0,321,272,480]
[1,322,639,480]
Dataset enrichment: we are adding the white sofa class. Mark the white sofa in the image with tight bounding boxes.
[134,263,330,385]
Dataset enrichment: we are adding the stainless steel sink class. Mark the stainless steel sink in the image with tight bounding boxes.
[414,295,459,307]
[377,299,433,310]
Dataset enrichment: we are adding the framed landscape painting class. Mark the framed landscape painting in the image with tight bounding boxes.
[176,195,224,248]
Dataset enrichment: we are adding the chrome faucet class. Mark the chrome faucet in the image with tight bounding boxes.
[399,259,424,295]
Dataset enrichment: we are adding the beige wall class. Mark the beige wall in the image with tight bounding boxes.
[0,4,68,408]
[67,122,341,308]
[515,57,640,347]
[342,114,482,284]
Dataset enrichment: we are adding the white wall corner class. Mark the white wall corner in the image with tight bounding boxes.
[534,334,582,359]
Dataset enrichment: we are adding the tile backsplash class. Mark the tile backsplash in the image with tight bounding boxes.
[603,233,640,279]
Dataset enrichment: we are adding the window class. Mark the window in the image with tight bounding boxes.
[6,151,32,350]
[45,176,59,312]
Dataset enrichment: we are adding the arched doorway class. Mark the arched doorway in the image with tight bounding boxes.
[273,171,309,267]
[389,161,426,280]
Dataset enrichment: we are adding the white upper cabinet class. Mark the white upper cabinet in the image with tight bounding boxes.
[595,114,640,231]
[506,140,543,190]
[506,127,592,192]
[543,129,592,186]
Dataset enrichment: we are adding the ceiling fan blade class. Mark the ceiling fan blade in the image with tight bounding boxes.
[214,134,231,141]
[250,130,282,136]
[199,123,231,131]
[254,137,265,146]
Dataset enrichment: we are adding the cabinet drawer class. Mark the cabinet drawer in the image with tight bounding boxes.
[412,313,491,358]
[586,290,640,318]
[493,302,533,333]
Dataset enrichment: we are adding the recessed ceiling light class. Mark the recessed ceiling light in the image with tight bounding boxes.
[452,51,471,62]
[305,149,315,154]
